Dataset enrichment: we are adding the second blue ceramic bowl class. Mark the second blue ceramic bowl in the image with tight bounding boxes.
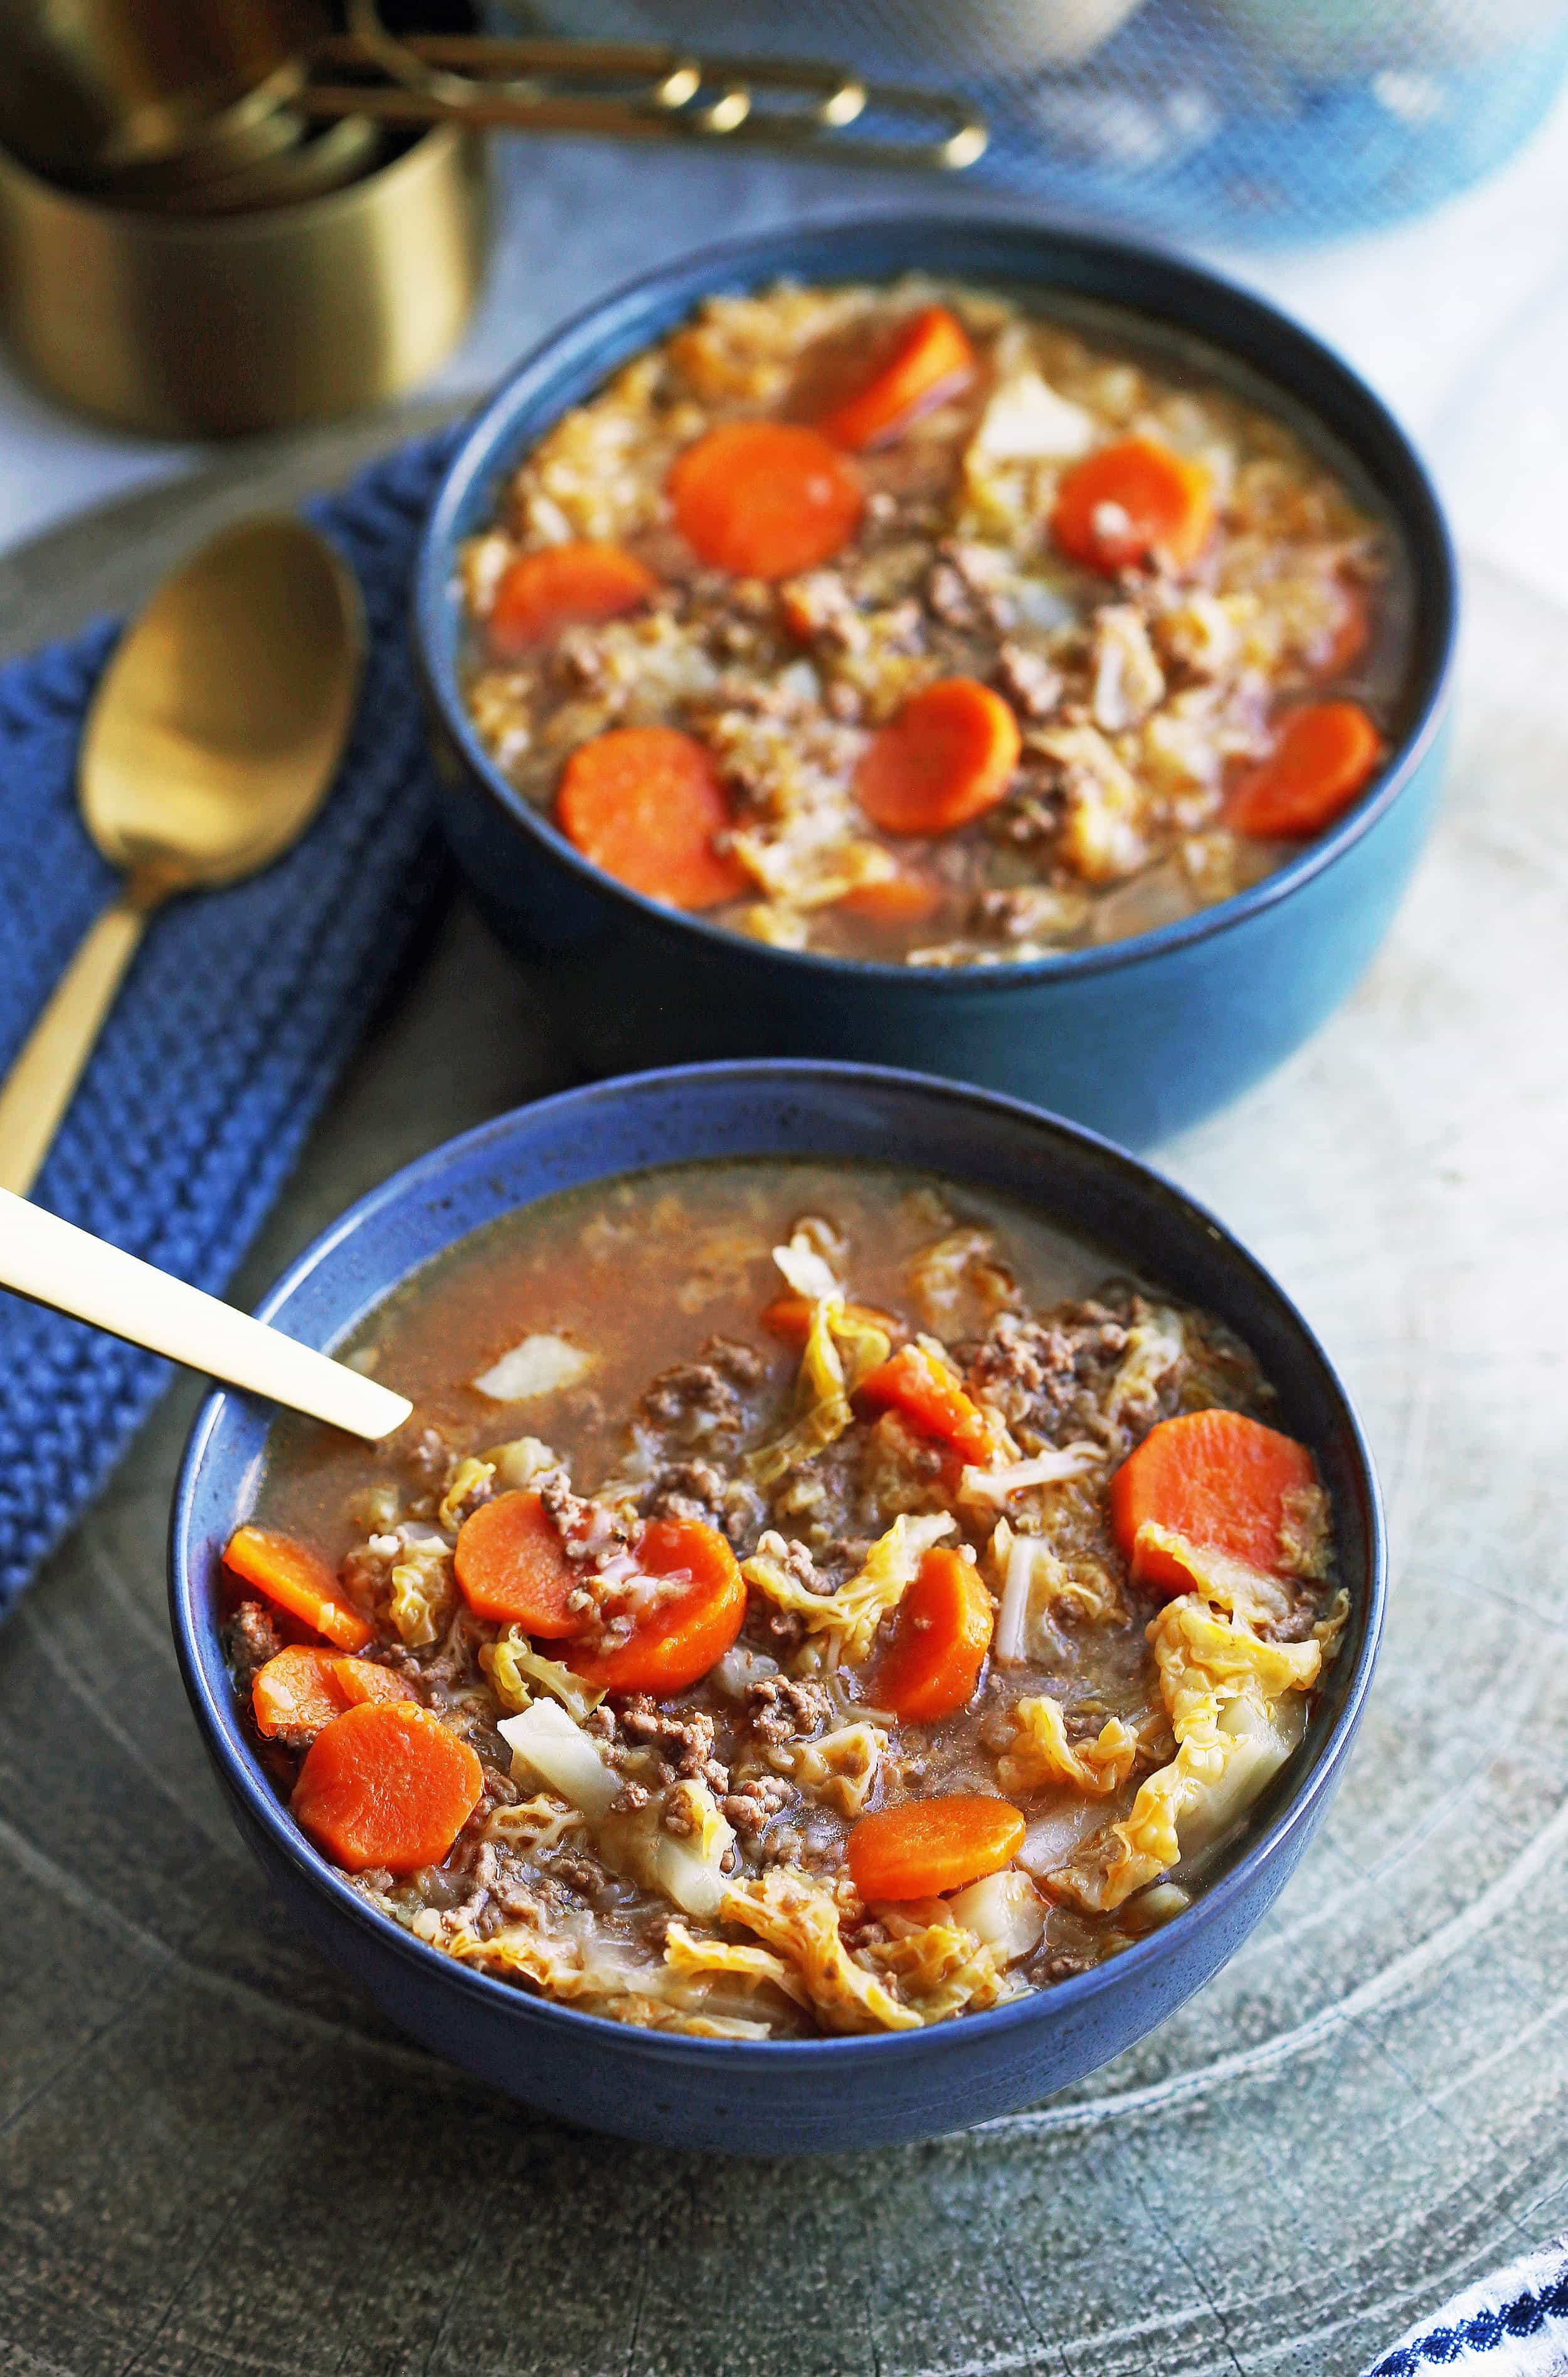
[170,1061,1384,2153]
[415,213,1456,1149]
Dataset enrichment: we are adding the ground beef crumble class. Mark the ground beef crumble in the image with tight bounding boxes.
[610,1696,730,1800]
[960,1301,1131,1440]
[723,1774,797,1838]
[743,1674,830,1747]
[224,1600,282,1695]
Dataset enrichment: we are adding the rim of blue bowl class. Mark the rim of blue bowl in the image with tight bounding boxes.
[169,1057,1387,2073]
[414,208,1458,996]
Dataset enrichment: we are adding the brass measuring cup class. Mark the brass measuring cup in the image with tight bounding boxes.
[0,0,987,435]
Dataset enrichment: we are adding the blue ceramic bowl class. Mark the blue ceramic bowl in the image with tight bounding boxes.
[170,1061,1384,2154]
[415,213,1456,1149]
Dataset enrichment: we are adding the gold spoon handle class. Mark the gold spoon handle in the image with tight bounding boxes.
[0,1187,412,1440]
[0,886,156,1198]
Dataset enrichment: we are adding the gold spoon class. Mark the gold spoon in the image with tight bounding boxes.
[0,1185,410,1439]
[0,517,364,1198]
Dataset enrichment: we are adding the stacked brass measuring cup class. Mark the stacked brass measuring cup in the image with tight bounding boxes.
[0,0,986,438]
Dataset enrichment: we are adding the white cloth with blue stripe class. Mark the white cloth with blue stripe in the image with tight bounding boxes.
[1366,2238,1568,2374]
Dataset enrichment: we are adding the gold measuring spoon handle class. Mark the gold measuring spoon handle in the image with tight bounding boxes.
[306,16,989,172]
[0,881,163,1199]
[0,1186,411,1439]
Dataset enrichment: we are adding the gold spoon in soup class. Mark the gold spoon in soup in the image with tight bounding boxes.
[0,1185,410,1439]
[0,516,363,1198]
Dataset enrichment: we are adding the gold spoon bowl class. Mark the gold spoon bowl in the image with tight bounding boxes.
[0,516,364,1197]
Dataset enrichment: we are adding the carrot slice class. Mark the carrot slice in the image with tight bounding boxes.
[563,1517,745,1696]
[292,1701,482,1875]
[252,1646,347,1740]
[1109,1408,1319,1597]
[855,677,1020,837]
[1229,701,1382,839]
[871,1547,994,1722]
[669,420,863,580]
[556,724,748,911]
[839,872,944,926]
[817,305,976,452]
[223,1525,373,1652]
[760,1292,902,1349]
[332,1656,418,1709]
[1052,437,1214,574]
[453,1489,583,1637]
[856,1342,1002,1466]
[848,1794,1025,1902]
[489,541,657,657]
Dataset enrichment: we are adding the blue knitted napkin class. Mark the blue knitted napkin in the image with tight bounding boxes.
[0,431,460,1617]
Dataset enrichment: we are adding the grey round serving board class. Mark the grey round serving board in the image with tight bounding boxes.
[3,437,1565,2377]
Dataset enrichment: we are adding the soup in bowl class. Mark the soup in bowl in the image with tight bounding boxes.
[171,1063,1384,2148]
[416,218,1455,1144]
[458,273,1410,968]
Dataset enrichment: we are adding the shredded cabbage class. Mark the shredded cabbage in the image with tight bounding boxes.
[1018,1793,1114,1880]
[480,1626,603,1723]
[997,1696,1138,1796]
[386,1532,454,1648]
[593,1778,740,1919]
[1038,723,1148,883]
[1155,1594,1323,1726]
[747,1295,849,1482]
[944,1871,1046,1966]
[959,1442,1104,1506]
[741,1510,955,1666]
[498,1700,620,1821]
[719,1870,920,2033]
[991,1518,1123,1664]
[711,1646,780,1698]
[1104,1305,1185,1426]
[771,1229,842,1305]
[482,1435,558,1490]
[472,1333,591,1403]
[1130,1520,1293,1631]
[790,1722,888,1816]
[345,1480,400,1533]
[1090,603,1166,734]
[664,1920,805,2006]
[632,1781,738,1920]
[1129,1881,1191,1929]
[908,1227,1017,1330]
[437,1456,495,1535]
[611,2004,777,2040]
[746,1283,892,1486]
[992,1527,1067,1666]
[1315,1587,1350,1663]
[1279,1483,1335,1580]
[832,1303,896,1397]
[859,1910,1024,2021]
[745,1229,894,1484]
[970,369,1094,463]
[1049,1595,1322,1912]
[482,1792,585,1856]
[442,1911,591,1999]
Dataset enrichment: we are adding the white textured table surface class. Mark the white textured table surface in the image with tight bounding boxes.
[4,100,1568,596]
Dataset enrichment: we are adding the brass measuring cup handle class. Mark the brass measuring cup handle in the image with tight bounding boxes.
[305,4,988,172]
